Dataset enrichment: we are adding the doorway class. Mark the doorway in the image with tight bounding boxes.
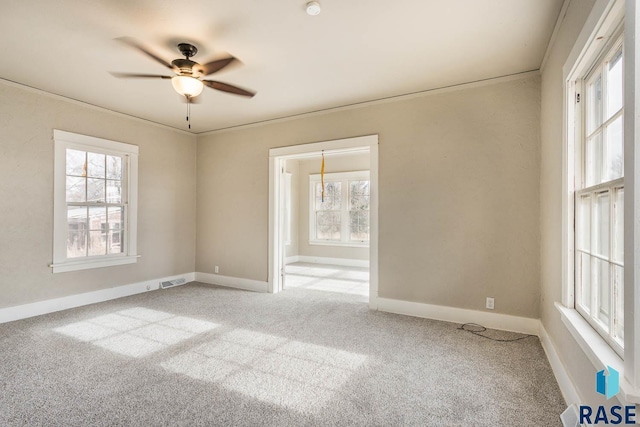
[268,135,378,308]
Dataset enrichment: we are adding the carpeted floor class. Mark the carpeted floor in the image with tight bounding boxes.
[0,282,565,426]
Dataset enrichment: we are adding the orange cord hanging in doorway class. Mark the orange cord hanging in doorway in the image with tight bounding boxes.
[321,151,325,202]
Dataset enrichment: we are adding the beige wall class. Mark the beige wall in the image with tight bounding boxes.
[296,151,370,261]
[540,0,608,405]
[0,82,197,308]
[197,75,541,318]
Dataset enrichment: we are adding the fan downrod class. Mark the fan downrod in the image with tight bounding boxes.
[178,43,198,59]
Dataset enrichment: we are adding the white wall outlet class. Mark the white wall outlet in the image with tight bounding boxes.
[486,297,495,310]
[214,265,219,274]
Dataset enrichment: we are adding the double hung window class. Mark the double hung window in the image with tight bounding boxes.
[573,37,624,353]
[309,171,370,246]
[52,130,138,273]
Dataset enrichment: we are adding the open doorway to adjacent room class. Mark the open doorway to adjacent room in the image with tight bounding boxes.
[268,135,378,307]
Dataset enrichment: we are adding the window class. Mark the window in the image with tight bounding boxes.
[573,37,624,354]
[309,171,369,246]
[51,130,138,273]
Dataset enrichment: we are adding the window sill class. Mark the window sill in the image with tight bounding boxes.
[50,255,139,273]
[555,302,640,403]
[308,240,369,248]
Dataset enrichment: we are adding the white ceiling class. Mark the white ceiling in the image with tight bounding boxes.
[0,0,563,133]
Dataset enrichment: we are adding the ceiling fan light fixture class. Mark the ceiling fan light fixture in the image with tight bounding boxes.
[306,1,321,16]
[171,75,204,97]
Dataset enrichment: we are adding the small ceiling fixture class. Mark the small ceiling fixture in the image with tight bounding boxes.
[306,1,321,16]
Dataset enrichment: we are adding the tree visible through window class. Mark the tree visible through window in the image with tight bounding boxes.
[310,172,369,245]
[52,130,138,273]
[65,149,125,257]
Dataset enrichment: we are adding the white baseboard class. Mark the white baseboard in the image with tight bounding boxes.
[0,272,195,324]
[294,255,369,268]
[285,255,300,264]
[539,323,581,406]
[195,272,269,293]
[375,297,540,335]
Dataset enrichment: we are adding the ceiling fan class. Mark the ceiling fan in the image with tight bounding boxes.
[111,38,256,128]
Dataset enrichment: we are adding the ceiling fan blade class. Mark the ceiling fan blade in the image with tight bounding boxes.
[117,37,176,71]
[203,80,255,97]
[110,72,172,79]
[197,57,237,76]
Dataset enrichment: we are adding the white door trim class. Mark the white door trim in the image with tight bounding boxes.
[268,134,379,308]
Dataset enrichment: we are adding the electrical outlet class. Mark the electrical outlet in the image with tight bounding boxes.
[214,265,219,274]
[486,297,495,310]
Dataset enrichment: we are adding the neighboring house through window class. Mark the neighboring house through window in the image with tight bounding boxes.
[51,130,138,273]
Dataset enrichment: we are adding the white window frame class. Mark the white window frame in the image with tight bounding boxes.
[558,0,640,403]
[573,34,625,356]
[309,170,370,247]
[51,130,139,273]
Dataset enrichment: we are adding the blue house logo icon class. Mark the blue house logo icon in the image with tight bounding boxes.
[596,366,620,399]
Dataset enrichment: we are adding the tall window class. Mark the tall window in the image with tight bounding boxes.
[574,37,624,353]
[52,130,138,273]
[309,171,370,246]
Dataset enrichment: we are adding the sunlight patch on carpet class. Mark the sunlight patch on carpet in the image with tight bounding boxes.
[160,328,367,413]
[53,308,220,357]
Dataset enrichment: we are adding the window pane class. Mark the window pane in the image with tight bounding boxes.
[109,231,124,254]
[587,73,603,135]
[605,116,623,181]
[316,211,341,240]
[88,230,106,256]
[613,265,624,343]
[106,180,122,203]
[107,155,122,180]
[350,180,370,211]
[67,231,87,258]
[613,188,624,264]
[595,258,610,329]
[66,149,86,176]
[586,132,603,186]
[579,253,591,312]
[87,152,105,178]
[349,211,370,241]
[315,182,341,210]
[66,176,86,202]
[67,206,87,231]
[87,178,105,202]
[606,49,623,119]
[108,206,124,231]
[88,206,106,230]
[593,191,609,258]
[576,195,590,251]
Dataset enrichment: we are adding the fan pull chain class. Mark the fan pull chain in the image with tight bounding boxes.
[186,96,191,130]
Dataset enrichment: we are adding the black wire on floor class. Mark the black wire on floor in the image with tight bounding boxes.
[458,323,535,342]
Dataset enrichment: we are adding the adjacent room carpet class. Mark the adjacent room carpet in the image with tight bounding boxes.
[0,282,565,426]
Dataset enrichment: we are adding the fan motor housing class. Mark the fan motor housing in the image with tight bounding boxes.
[172,58,199,76]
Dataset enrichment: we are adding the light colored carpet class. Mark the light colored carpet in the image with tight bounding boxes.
[0,282,564,426]
[284,262,369,296]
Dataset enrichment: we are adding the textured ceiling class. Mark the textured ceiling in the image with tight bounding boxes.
[0,0,563,133]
